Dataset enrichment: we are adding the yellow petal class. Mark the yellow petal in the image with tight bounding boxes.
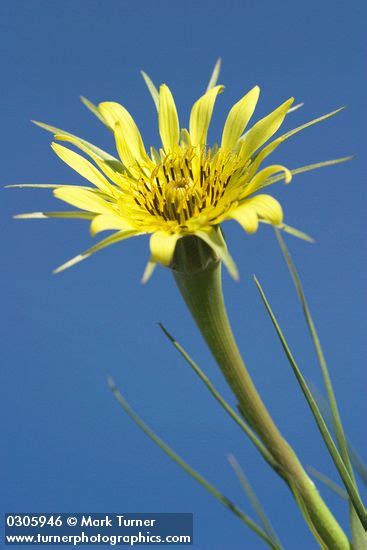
[189,85,224,147]
[231,194,283,232]
[248,107,345,177]
[51,143,112,193]
[99,102,147,166]
[55,134,123,189]
[230,205,259,233]
[90,214,134,236]
[221,86,260,151]
[239,98,294,161]
[54,187,116,215]
[158,85,180,152]
[149,232,180,266]
[244,164,292,196]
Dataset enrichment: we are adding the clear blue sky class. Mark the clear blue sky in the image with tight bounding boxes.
[2,1,366,548]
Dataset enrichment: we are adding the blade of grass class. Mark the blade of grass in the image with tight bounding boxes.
[228,454,283,549]
[308,467,348,500]
[253,276,367,529]
[158,323,279,474]
[107,377,278,549]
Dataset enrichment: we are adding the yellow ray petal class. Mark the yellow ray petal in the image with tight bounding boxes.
[230,205,259,233]
[158,85,180,153]
[149,232,180,266]
[55,133,124,189]
[244,164,292,196]
[51,142,113,194]
[54,187,116,215]
[231,195,283,233]
[248,107,345,177]
[54,230,139,274]
[221,86,260,151]
[90,214,134,236]
[239,98,294,161]
[99,102,147,166]
[189,85,224,147]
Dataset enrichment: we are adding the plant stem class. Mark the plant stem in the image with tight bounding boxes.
[172,236,349,550]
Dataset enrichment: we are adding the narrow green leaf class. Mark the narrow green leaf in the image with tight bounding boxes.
[263,156,353,187]
[206,58,222,92]
[107,377,278,549]
[349,448,367,487]
[159,323,278,472]
[253,276,367,529]
[260,221,314,243]
[275,230,367,546]
[53,230,138,274]
[308,467,348,500]
[275,230,353,467]
[6,183,75,189]
[310,386,367,487]
[14,211,94,220]
[228,454,283,549]
[32,120,119,162]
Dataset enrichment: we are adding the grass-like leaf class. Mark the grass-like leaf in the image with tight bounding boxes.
[275,230,353,471]
[107,377,279,549]
[159,323,279,473]
[275,230,367,545]
[310,385,367,487]
[253,276,367,529]
[308,467,348,500]
[228,454,283,549]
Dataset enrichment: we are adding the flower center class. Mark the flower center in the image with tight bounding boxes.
[128,147,248,230]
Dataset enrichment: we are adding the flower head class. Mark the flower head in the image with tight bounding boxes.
[13,61,348,280]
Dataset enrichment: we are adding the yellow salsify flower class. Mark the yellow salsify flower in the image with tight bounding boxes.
[12,60,349,280]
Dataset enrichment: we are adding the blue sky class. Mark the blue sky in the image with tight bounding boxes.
[2,1,366,548]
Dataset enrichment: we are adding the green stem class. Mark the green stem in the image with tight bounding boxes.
[172,236,350,550]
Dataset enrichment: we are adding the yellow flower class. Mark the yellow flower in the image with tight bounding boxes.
[13,60,348,280]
